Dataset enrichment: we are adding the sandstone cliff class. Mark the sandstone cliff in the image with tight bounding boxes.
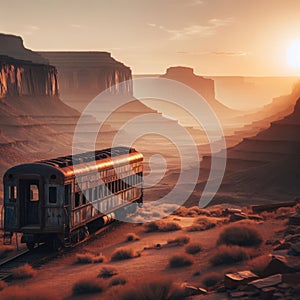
[0,55,58,98]
[39,51,132,110]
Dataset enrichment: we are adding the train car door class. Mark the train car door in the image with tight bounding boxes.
[19,178,42,226]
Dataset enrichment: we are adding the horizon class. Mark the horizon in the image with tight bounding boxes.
[1,0,300,76]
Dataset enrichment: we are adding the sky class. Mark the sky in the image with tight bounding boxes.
[1,0,300,75]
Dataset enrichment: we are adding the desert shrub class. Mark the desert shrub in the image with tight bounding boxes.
[0,245,14,259]
[109,276,127,287]
[111,247,140,261]
[186,216,217,231]
[144,220,182,233]
[126,232,140,242]
[202,272,223,288]
[209,206,223,217]
[98,266,118,278]
[248,254,272,277]
[187,206,210,217]
[0,280,7,291]
[185,243,202,254]
[210,245,250,266]
[217,223,263,247]
[76,252,105,264]
[173,206,189,217]
[119,277,188,300]
[12,264,37,279]
[72,279,104,295]
[168,254,194,268]
[167,235,190,246]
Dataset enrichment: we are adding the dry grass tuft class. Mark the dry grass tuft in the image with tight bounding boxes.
[143,220,182,233]
[186,216,218,231]
[118,277,188,300]
[0,245,14,259]
[98,266,118,278]
[111,247,140,261]
[210,245,251,266]
[185,243,202,255]
[72,279,104,295]
[217,223,263,247]
[12,264,37,279]
[126,232,140,242]
[201,272,223,288]
[248,254,272,277]
[167,235,190,246]
[109,276,127,287]
[76,252,105,264]
[168,254,194,268]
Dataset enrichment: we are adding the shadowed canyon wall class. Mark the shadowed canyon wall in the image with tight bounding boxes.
[39,51,133,110]
[0,55,58,98]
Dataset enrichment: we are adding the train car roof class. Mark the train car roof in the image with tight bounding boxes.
[4,147,143,180]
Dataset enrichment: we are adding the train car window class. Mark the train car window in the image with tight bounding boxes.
[64,184,71,205]
[75,192,80,207]
[82,192,87,205]
[30,184,39,201]
[9,185,17,202]
[49,187,57,204]
[93,187,97,201]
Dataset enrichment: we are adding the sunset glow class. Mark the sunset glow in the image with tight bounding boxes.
[287,40,300,69]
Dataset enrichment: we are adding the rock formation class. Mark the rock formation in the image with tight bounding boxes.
[0,55,58,98]
[39,51,132,110]
[0,33,48,64]
[161,66,240,119]
[202,92,300,204]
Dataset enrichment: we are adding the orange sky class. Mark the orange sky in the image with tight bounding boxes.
[1,0,300,75]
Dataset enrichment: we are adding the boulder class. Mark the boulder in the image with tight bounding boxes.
[248,274,282,289]
[224,270,258,289]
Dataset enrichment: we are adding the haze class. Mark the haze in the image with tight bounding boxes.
[1,0,300,76]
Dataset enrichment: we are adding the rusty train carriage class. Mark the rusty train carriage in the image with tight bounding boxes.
[3,147,143,250]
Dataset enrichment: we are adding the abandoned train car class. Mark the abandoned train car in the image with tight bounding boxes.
[3,147,143,250]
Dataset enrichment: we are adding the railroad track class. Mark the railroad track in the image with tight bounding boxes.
[0,245,52,281]
[0,220,121,281]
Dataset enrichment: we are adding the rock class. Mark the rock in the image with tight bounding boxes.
[38,51,132,108]
[230,291,247,298]
[262,255,296,276]
[274,242,292,251]
[230,213,248,222]
[0,33,48,64]
[248,214,264,221]
[224,270,258,289]
[248,274,282,289]
[282,272,300,285]
[182,284,207,296]
[289,213,300,226]
[290,243,300,255]
[0,56,58,98]
[261,287,277,299]
[285,234,300,244]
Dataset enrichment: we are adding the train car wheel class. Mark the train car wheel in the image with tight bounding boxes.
[26,242,35,251]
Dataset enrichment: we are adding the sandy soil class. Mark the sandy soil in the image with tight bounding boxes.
[0,212,286,299]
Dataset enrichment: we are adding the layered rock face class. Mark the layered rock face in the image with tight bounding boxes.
[161,66,239,119]
[39,51,132,110]
[0,33,48,64]
[199,93,300,204]
[0,55,58,98]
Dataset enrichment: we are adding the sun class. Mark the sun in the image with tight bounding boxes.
[286,40,300,68]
